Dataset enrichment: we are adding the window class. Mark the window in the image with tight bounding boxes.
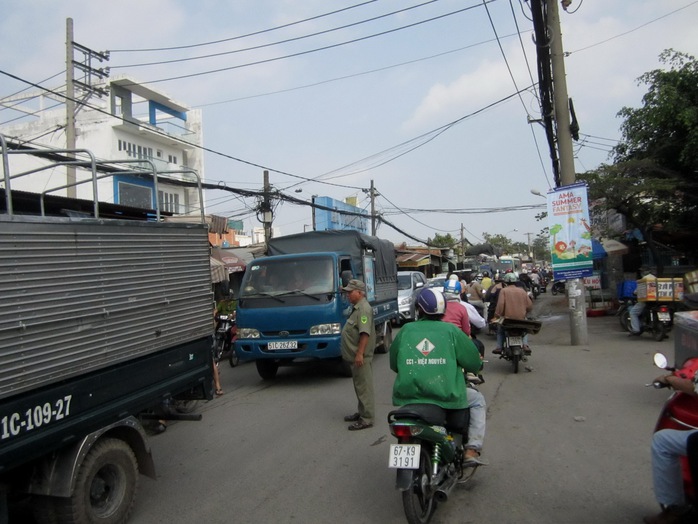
[118,181,153,209]
[158,190,180,213]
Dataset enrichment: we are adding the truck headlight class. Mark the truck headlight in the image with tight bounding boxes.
[310,323,341,335]
[238,328,261,339]
[400,296,412,306]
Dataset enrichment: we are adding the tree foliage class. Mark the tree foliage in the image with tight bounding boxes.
[578,50,698,260]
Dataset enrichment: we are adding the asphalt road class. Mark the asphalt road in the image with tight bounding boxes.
[11,292,672,523]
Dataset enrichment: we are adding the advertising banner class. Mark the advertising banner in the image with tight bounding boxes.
[545,183,594,281]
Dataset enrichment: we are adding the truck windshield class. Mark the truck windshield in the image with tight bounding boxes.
[240,257,335,298]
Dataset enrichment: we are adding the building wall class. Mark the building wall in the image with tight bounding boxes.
[1,77,204,217]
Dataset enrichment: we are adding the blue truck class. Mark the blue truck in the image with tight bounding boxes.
[234,230,399,379]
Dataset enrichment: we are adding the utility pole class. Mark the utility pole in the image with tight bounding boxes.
[370,179,376,236]
[64,18,109,199]
[548,0,588,345]
[525,232,534,259]
[65,18,76,198]
[461,223,465,268]
[262,170,272,243]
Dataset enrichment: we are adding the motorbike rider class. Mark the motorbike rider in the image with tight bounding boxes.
[390,288,486,464]
[465,278,486,318]
[442,278,471,336]
[492,272,533,355]
[644,369,698,524]
[480,271,493,292]
[519,269,533,291]
[443,278,487,356]
[529,269,541,293]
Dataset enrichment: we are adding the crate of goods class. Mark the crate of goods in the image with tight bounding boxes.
[674,310,698,367]
[636,277,684,302]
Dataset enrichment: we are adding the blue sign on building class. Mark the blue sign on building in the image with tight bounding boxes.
[313,196,368,233]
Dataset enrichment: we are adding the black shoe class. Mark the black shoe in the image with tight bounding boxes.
[628,331,642,337]
[344,413,360,422]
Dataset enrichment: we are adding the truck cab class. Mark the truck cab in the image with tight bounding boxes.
[234,231,399,379]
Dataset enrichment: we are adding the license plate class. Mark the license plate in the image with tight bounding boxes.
[267,340,298,350]
[388,444,421,469]
[507,336,523,347]
[657,312,671,321]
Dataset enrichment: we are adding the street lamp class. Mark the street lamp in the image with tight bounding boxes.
[505,228,519,235]
[530,189,546,199]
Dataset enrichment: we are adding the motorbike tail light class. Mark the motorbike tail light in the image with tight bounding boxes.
[390,423,423,438]
[659,305,669,313]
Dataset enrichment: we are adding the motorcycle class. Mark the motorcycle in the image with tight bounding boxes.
[648,352,698,505]
[215,312,239,367]
[493,318,542,374]
[617,297,635,331]
[550,280,566,295]
[539,275,549,293]
[620,299,674,341]
[387,377,482,524]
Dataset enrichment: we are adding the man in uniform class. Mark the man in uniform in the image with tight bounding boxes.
[341,279,376,431]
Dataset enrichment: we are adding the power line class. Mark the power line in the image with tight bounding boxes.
[113,0,442,69]
[567,0,698,55]
[109,0,380,53]
[196,33,516,108]
[133,1,493,85]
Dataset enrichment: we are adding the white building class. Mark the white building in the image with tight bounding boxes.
[1,75,204,217]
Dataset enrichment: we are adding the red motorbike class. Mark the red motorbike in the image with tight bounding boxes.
[649,353,698,503]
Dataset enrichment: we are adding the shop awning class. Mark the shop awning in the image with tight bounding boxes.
[396,253,430,268]
[210,257,227,283]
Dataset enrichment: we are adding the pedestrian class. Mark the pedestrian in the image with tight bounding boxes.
[340,279,375,431]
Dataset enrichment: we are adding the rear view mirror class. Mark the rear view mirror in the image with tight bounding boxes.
[653,353,668,369]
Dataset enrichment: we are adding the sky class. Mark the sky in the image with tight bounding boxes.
[2,0,698,248]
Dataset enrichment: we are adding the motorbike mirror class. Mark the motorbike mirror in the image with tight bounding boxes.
[653,353,668,369]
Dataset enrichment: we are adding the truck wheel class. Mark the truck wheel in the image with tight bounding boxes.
[376,322,393,354]
[53,438,138,524]
[256,360,279,380]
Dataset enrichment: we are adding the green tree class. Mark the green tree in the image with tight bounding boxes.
[428,233,457,248]
[578,50,698,271]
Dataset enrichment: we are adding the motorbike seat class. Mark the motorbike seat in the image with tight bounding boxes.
[389,403,446,425]
[388,403,470,434]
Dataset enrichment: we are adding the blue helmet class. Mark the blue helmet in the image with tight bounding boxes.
[443,278,462,297]
[417,288,446,315]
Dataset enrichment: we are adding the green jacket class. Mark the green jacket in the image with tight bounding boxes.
[389,319,482,409]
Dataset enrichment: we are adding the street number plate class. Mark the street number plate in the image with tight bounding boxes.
[507,336,523,347]
[657,312,671,321]
[388,443,421,469]
[267,340,298,350]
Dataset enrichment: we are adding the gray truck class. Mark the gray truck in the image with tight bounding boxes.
[0,139,214,523]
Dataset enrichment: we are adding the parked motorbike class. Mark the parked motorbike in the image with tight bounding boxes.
[215,312,239,367]
[493,318,542,374]
[387,378,482,524]
[617,297,635,331]
[648,352,698,505]
[620,299,674,341]
[550,280,566,295]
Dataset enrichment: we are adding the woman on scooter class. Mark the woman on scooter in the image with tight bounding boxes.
[645,370,698,524]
